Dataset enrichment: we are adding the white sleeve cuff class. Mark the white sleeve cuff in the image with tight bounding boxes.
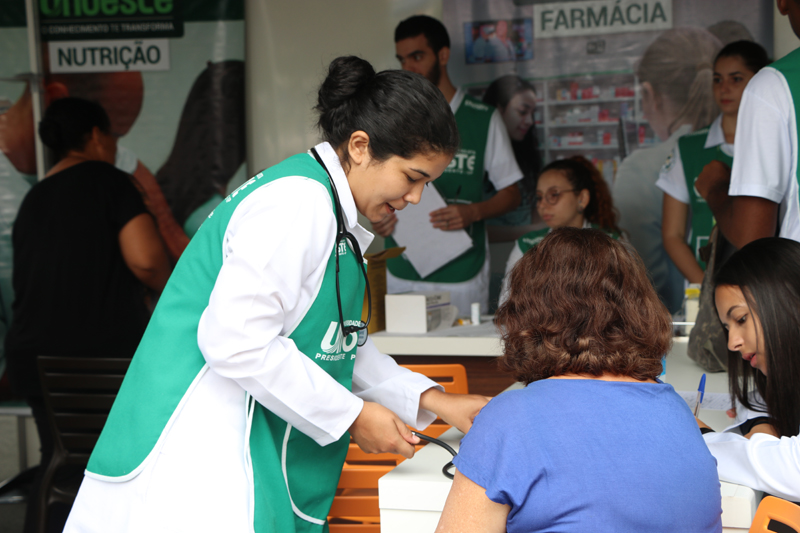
[728,182,784,204]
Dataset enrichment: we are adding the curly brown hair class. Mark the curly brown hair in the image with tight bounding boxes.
[496,227,672,384]
[540,156,621,234]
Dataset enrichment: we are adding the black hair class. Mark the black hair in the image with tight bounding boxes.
[156,60,246,227]
[539,156,621,234]
[714,237,800,438]
[38,97,110,159]
[715,39,771,74]
[482,75,542,201]
[394,15,450,52]
[315,56,459,167]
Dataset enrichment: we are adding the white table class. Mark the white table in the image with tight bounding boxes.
[379,337,760,532]
[371,320,503,357]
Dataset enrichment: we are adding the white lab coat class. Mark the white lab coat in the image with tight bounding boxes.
[65,143,440,532]
[703,431,800,501]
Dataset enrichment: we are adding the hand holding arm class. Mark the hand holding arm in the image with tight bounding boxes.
[419,388,490,434]
[349,401,420,459]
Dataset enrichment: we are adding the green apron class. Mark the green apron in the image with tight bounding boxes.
[675,126,733,270]
[517,223,621,254]
[87,152,365,532]
[386,94,492,282]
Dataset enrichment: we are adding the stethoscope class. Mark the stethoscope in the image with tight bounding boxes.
[310,147,371,347]
[311,148,456,479]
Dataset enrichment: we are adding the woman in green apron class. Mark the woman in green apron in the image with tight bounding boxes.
[657,40,769,283]
[64,56,489,533]
[500,156,621,304]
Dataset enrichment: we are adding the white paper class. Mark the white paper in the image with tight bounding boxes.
[392,186,473,278]
[677,391,734,411]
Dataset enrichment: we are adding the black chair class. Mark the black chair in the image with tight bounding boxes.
[35,356,131,533]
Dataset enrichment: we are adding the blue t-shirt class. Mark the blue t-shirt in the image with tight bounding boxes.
[454,379,722,533]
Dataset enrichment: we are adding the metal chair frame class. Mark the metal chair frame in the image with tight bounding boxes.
[35,356,130,533]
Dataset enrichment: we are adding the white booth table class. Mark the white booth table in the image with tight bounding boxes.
[376,332,761,532]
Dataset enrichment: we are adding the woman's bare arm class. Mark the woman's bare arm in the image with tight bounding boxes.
[119,213,172,292]
[435,470,509,533]
[661,193,704,284]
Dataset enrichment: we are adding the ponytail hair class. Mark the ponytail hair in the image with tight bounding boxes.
[637,28,723,134]
[540,156,620,234]
[315,56,459,167]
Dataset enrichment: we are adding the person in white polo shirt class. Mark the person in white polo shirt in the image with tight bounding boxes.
[696,0,800,248]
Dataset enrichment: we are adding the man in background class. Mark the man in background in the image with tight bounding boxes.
[376,15,522,315]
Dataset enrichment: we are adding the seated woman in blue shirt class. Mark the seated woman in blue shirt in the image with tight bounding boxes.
[437,227,723,533]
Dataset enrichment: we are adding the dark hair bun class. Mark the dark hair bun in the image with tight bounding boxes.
[38,114,64,153]
[316,56,375,118]
[314,56,459,164]
[38,97,110,158]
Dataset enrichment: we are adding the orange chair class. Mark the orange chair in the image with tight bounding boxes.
[749,496,800,532]
[328,364,469,531]
[401,363,469,394]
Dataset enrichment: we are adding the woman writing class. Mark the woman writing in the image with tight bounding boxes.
[499,156,621,303]
[64,56,488,532]
[699,237,800,502]
[657,41,769,283]
[5,97,171,532]
[613,28,722,313]
[437,228,723,532]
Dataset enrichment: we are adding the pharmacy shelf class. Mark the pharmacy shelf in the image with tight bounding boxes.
[549,143,619,151]
[549,96,635,106]
[547,121,622,128]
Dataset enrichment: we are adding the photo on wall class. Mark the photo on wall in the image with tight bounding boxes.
[463,18,534,64]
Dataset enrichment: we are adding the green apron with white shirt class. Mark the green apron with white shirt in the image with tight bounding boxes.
[675,128,733,270]
[86,153,365,533]
[386,94,492,282]
[516,223,621,254]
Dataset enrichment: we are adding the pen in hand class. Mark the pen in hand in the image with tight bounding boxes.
[693,373,706,417]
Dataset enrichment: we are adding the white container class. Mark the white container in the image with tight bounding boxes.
[385,291,451,334]
[470,302,481,325]
[684,283,701,336]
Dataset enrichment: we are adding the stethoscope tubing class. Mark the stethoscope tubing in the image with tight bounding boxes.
[412,431,457,480]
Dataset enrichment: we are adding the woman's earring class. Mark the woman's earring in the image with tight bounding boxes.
[578,205,585,214]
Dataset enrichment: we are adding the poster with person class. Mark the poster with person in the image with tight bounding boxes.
[0,0,245,394]
[444,0,772,171]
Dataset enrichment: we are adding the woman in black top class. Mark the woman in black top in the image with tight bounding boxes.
[5,97,170,533]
